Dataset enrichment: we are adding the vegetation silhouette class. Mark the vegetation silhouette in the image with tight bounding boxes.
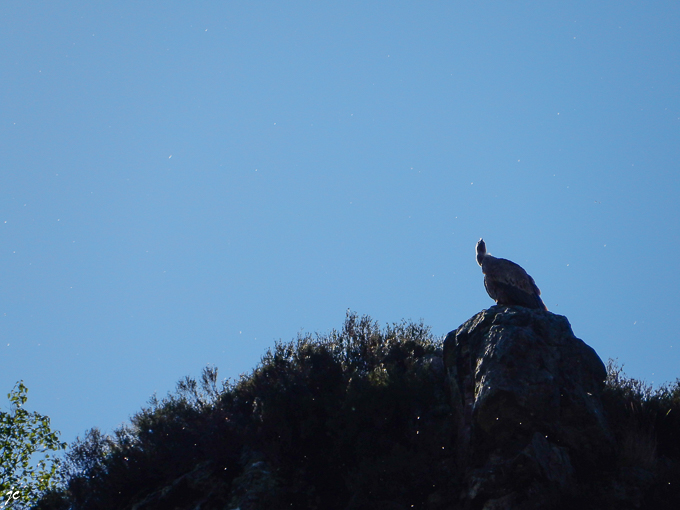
[40,312,453,509]
[35,312,680,509]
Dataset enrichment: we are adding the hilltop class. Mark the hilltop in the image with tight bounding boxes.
[37,310,680,509]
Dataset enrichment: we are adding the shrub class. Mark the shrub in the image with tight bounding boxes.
[602,359,680,508]
[42,312,455,510]
[0,381,66,509]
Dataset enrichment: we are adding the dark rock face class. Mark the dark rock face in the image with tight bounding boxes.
[444,305,613,509]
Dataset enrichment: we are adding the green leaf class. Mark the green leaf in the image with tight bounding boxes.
[0,381,66,507]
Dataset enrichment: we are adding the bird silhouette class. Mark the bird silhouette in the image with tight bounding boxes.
[476,239,547,310]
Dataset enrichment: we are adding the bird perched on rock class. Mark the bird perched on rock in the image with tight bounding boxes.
[476,239,548,310]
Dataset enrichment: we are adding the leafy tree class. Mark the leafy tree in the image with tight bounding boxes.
[0,381,66,508]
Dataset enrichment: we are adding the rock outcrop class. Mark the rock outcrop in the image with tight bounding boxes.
[444,305,613,509]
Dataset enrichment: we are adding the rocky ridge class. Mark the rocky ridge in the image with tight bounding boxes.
[444,305,616,509]
[38,308,679,510]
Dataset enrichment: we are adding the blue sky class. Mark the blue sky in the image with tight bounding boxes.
[2,2,679,446]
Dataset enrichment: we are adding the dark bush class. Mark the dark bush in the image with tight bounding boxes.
[41,312,454,510]
[602,360,680,509]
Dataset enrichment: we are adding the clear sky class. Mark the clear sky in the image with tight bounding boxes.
[2,2,679,446]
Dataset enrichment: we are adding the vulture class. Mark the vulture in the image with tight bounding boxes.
[476,238,548,310]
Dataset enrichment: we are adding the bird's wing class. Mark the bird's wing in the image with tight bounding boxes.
[482,257,541,296]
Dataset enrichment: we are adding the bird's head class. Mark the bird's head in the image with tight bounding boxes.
[476,238,486,266]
